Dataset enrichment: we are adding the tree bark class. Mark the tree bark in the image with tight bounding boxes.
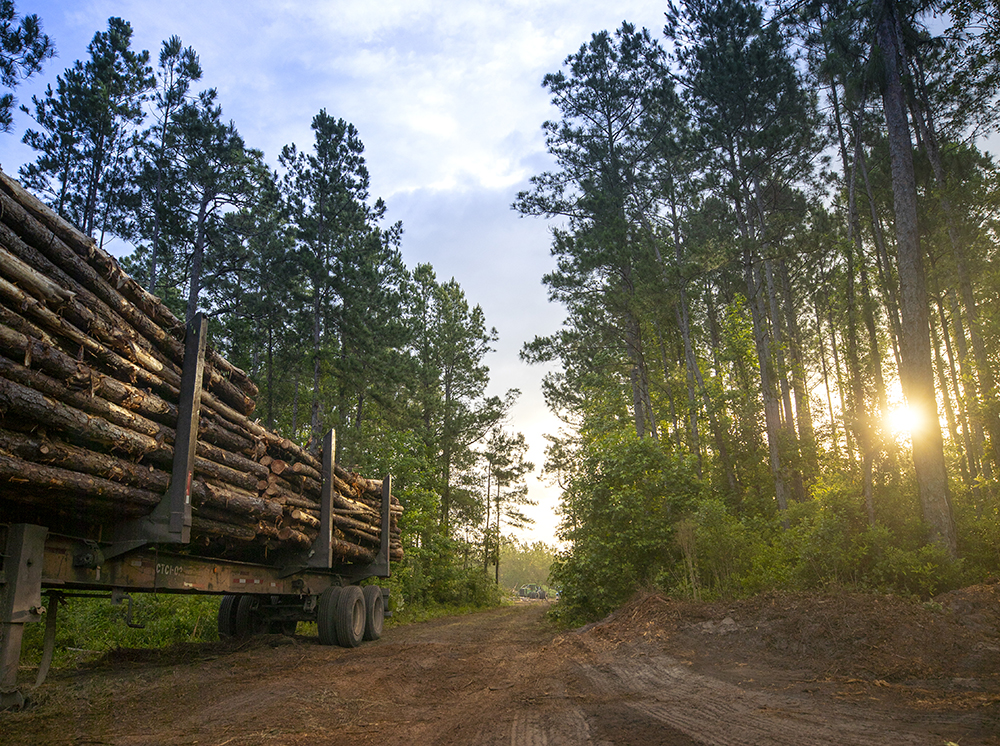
[877,2,956,557]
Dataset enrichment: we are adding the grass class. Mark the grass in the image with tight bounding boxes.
[15,589,509,674]
[19,593,222,670]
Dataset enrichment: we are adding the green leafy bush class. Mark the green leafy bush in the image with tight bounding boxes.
[549,434,703,624]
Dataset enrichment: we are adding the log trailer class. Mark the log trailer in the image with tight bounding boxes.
[0,320,393,711]
[0,171,397,711]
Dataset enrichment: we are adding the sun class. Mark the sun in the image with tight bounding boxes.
[884,405,920,437]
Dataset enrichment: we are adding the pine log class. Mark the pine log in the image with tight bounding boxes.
[0,449,162,511]
[193,479,283,519]
[273,494,321,510]
[0,243,175,392]
[334,519,380,545]
[0,426,169,492]
[193,504,259,528]
[0,350,260,492]
[280,470,320,498]
[276,526,312,548]
[331,538,375,563]
[0,246,76,307]
[0,351,172,444]
[0,375,171,461]
[0,277,184,402]
[289,460,321,481]
[200,405,261,456]
[0,319,173,423]
[253,520,281,539]
[289,508,320,529]
[339,520,386,543]
[191,515,257,542]
[0,303,60,353]
[0,320,255,458]
[0,191,256,421]
[198,412,257,456]
[0,427,285,528]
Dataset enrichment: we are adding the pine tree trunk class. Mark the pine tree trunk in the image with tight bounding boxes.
[936,295,982,485]
[877,3,956,556]
[745,245,790,516]
[815,293,841,459]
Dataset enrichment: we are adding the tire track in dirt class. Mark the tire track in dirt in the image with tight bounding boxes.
[566,636,933,745]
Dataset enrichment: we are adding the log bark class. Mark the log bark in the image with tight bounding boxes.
[0,449,163,510]
[0,375,171,461]
[0,426,169,491]
[191,515,257,542]
[193,479,283,519]
[877,6,956,556]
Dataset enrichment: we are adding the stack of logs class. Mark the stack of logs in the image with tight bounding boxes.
[0,169,402,565]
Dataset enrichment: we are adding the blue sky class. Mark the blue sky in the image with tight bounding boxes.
[0,1,674,544]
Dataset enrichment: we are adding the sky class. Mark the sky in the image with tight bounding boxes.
[0,0,674,545]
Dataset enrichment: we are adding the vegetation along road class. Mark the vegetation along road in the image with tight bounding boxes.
[4,590,998,746]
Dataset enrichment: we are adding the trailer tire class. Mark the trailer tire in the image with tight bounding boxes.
[234,595,268,638]
[318,586,342,646]
[218,594,240,638]
[362,585,384,641]
[336,585,366,648]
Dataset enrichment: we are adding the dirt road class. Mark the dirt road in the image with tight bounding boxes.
[3,595,998,745]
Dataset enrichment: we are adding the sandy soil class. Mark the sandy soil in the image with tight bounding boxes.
[2,584,998,745]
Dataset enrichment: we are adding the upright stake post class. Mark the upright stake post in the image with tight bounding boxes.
[108,313,206,557]
[0,524,47,710]
[313,429,336,568]
[166,312,208,539]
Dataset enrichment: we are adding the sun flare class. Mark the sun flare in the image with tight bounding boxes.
[885,405,920,437]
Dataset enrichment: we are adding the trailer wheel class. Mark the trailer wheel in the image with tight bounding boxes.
[317,586,342,646]
[336,585,366,648]
[362,585,384,641]
[234,595,267,638]
[218,594,240,638]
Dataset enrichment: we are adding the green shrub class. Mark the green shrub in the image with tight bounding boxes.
[656,474,974,602]
[869,541,965,597]
[549,434,704,623]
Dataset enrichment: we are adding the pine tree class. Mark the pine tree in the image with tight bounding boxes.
[20,17,152,243]
[172,89,261,322]
[279,110,374,452]
[139,36,202,296]
[0,0,54,132]
[514,22,676,440]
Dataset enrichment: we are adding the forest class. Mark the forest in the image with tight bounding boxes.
[1,0,999,626]
[516,0,1000,622]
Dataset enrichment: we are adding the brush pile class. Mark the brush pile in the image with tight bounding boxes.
[0,170,402,565]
